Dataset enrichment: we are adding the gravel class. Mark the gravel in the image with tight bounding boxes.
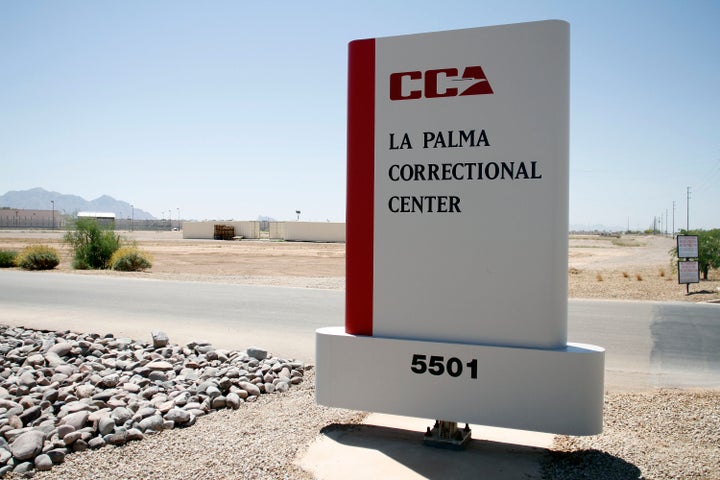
[543,389,720,480]
[0,325,365,479]
[0,325,718,479]
[24,384,720,480]
[24,368,364,480]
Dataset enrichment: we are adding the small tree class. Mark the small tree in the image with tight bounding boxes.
[64,217,121,269]
[670,229,720,280]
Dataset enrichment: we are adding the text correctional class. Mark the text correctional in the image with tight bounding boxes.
[388,161,542,182]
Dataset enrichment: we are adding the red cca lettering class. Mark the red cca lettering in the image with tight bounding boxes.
[389,66,493,101]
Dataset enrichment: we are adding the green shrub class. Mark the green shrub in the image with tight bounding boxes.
[110,246,153,272]
[15,245,60,270]
[64,218,121,269]
[0,250,17,268]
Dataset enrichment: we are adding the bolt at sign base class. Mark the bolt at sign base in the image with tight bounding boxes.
[423,420,472,450]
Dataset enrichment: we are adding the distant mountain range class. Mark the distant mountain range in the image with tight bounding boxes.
[0,188,155,220]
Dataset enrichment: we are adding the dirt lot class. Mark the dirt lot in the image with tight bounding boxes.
[1,230,719,303]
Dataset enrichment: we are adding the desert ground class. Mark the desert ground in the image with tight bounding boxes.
[0,229,718,303]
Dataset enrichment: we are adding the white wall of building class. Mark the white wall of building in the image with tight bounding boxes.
[182,221,345,242]
[269,222,285,240]
[182,221,260,240]
[282,222,345,242]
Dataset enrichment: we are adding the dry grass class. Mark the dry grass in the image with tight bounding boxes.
[568,266,720,302]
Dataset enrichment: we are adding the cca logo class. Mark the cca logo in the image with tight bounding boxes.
[389,66,494,101]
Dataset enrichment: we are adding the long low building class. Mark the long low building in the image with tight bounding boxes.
[182,221,345,242]
[0,208,63,229]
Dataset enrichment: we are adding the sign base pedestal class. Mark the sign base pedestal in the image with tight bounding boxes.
[316,326,604,436]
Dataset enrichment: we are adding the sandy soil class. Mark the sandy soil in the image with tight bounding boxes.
[567,234,719,303]
[1,230,718,303]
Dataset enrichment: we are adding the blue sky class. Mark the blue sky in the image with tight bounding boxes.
[1,1,718,229]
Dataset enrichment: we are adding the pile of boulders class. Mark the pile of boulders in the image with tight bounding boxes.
[0,326,304,477]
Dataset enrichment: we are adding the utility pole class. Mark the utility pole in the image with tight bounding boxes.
[665,209,668,236]
[672,201,676,237]
[686,186,691,231]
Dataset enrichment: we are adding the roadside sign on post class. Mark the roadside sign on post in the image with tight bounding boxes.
[677,235,699,259]
[678,260,700,285]
[316,20,605,437]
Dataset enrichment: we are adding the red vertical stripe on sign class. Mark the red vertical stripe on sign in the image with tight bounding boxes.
[345,38,375,336]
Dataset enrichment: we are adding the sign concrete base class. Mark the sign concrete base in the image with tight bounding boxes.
[316,326,604,436]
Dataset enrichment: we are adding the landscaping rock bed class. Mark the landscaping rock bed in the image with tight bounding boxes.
[0,325,304,477]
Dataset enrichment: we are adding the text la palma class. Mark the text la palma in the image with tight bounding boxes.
[389,129,490,150]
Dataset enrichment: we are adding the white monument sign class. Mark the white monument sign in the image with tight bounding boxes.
[316,20,605,436]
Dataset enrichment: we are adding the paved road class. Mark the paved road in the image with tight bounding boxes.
[568,299,720,389]
[1,270,718,389]
[0,270,341,363]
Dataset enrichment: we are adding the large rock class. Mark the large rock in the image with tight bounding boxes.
[88,437,106,449]
[239,381,262,397]
[247,346,268,361]
[126,428,144,441]
[151,331,169,349]
[146,361,173,371]
[0,448,12,464]
[164,409,191,425]
[26,353,45,366]
[34,453,53,471]
[56,424,75,439]
[112,407,133,425]
[137,415,164,432]
[98,416,115,436]
[19,406,42,426]
[105,431,127,446]
[47,343,73,356]
[45,448,66,464]
[225,392,242,410]
[10,430,45,461]
[60,411,89,431]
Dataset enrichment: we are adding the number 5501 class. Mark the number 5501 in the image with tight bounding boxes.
[410,354,478,379]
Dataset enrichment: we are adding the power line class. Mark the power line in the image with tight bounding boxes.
[693,158,720,193]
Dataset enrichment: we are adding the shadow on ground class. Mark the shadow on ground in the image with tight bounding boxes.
[320,423,540,479]
[320,424,640,480]
[541,449,642,479]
